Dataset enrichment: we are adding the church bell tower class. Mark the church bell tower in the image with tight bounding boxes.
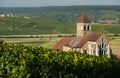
[77,13,91,37]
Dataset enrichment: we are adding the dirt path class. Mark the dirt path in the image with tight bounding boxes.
[0,38,61,42]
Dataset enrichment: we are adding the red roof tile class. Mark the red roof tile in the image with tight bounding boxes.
[53,37,73,50]
[77,13,90,23]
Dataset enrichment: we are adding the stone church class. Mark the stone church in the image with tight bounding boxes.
[53,13,111,57]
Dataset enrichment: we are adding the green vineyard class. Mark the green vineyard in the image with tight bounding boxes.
[0,41,120,78]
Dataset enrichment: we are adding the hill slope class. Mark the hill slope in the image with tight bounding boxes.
[0,17,75,35]
[0,6,120,22]
[0,17,120,35]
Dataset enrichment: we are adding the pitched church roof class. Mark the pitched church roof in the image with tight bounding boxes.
[53,37,73,50]
[53,32,103,50]
[68,32,103,48]
[77,13,90,23]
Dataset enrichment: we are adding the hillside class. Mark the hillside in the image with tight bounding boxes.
[0,6,120,22]
[0,17,75,35]
[0,6,120,35]
[0,17,120,35]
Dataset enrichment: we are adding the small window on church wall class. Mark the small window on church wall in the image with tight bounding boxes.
[101,43,104,48]
[84,50,87,54]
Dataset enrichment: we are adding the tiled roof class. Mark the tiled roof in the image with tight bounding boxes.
[77,13,90,23]
[53,32,103,50]
[53,37,73,50]
[68,32,103,48]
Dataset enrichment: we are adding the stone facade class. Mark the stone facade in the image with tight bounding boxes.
[77,23,91,37]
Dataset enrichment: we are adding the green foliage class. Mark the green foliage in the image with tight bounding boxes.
[0,40,4,44]
[0,43,120,78]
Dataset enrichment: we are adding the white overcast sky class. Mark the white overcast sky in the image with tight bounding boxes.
[0,0,120,7]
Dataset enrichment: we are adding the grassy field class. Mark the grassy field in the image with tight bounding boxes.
[92,24,120,34]
[3,38,60,48]
[1,36,120,55]
[109,36,120,55]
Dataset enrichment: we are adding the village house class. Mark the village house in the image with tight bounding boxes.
[53,13,112,58]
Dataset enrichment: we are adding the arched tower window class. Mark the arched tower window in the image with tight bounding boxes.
[84,25,86,31]
[87,25,90,31]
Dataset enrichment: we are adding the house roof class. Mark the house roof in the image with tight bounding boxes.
[68,32,103,48]
[53,37,73,50]
[77,13,90,23]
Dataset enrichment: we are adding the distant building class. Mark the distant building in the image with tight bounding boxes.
[96,17,120,24]
[54,13,112,58]
[24,16,30,19]
[0,14,16,17]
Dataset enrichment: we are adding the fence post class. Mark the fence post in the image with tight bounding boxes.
[42,65,45,78]
[59,72,62,78]
[74,75,78,78]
